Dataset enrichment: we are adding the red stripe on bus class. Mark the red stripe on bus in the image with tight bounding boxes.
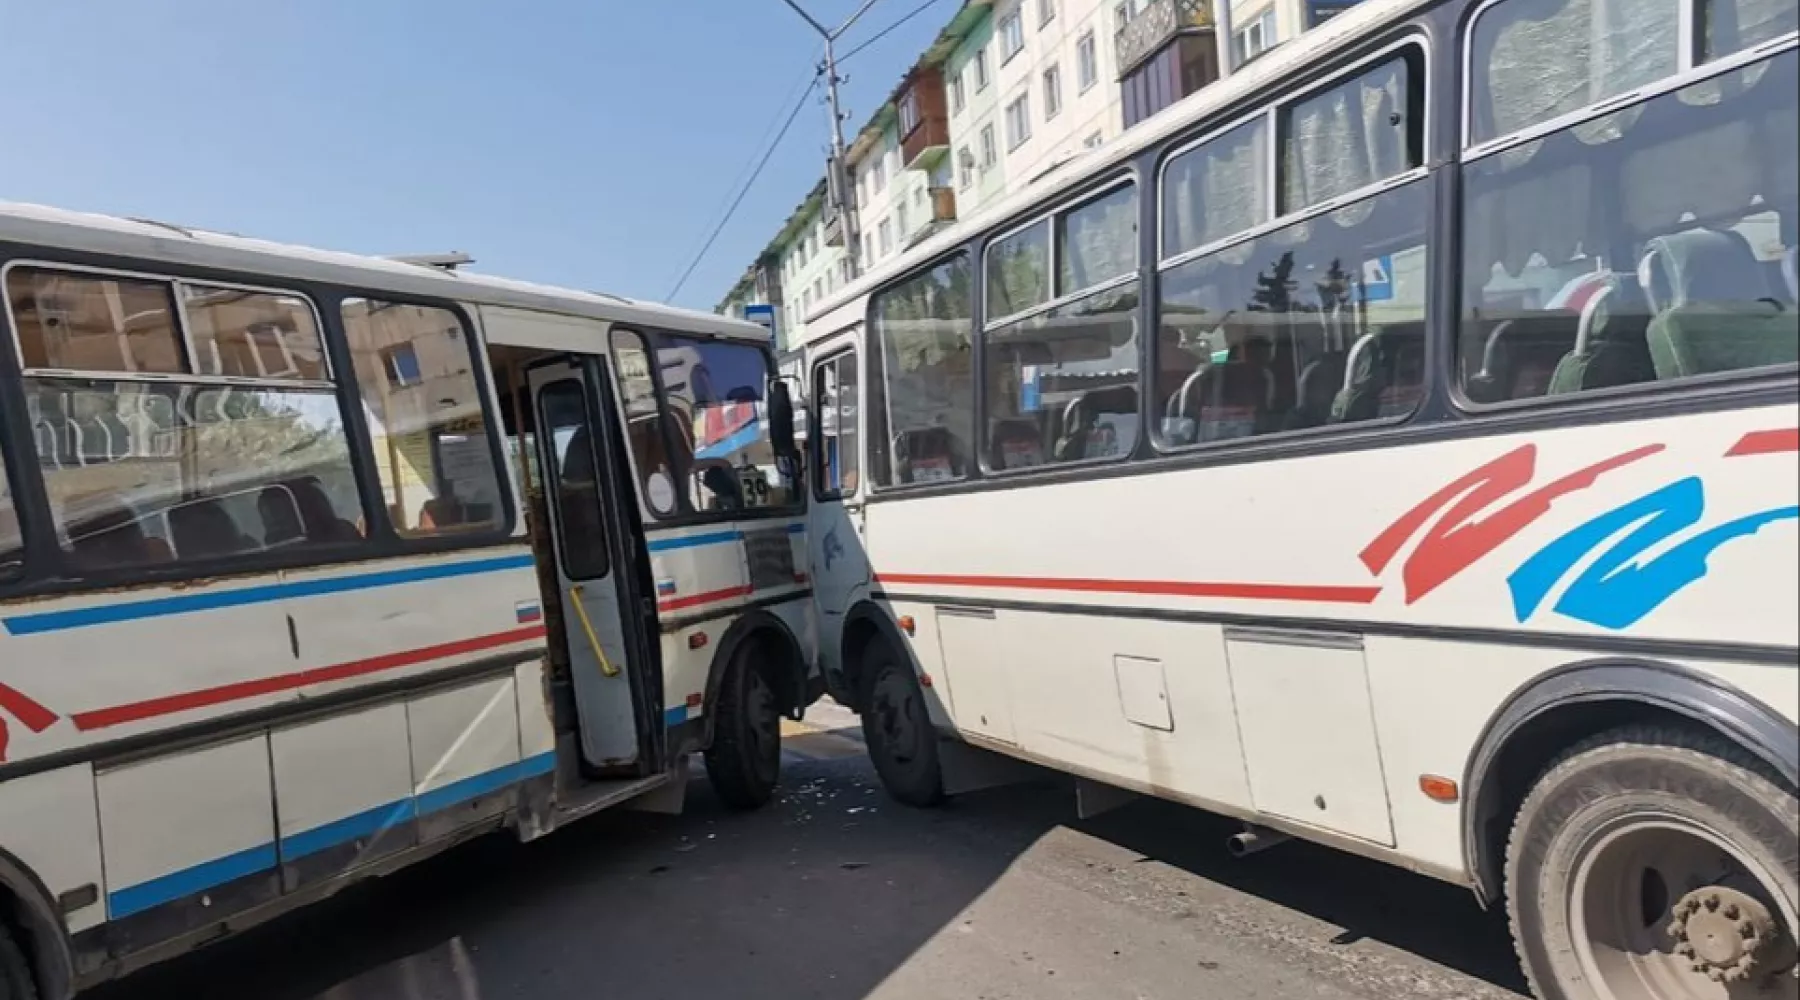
[657,584,755,612]
[1725,428,1800,457]
[875,573,1381,604]
[0,683,59,734]
[71,625,548,732]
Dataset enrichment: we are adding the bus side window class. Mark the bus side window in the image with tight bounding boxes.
[812,352,860,498]
[6,267,367,572]
[868,254,975,488]
[342,300,505,539]
[0,441,19,580]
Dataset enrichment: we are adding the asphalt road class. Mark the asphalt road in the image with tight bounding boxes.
[88,703,1530,1000]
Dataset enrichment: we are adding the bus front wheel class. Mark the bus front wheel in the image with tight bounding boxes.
[1506,724,1798,1000]
[704,647,782,810]
[859,642,944,808]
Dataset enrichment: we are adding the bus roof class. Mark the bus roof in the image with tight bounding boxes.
[0,200,771,345]
[798,0,1431,345]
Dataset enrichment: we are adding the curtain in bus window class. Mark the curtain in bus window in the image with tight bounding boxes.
[1704,0,1799,61]
[651,335,793,512]
[869,255,974,487]
[1470,0,1680,144]
[341,299,504,538]
[1162,116,1270,258]
[1281,55,1414,212]
[1057,185,1138,293]
[986,222,1051,319]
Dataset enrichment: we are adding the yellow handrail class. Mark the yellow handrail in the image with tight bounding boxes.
[567,585,621,677]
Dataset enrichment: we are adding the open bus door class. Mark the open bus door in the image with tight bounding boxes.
[526,356,665,777]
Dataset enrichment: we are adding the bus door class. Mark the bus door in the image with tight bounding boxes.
[526,357,665,776]
[805,332,870,677]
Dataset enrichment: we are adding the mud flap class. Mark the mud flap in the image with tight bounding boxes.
[1075,777,1139,819]
[939,738,1048,797]
[625,755,690,815]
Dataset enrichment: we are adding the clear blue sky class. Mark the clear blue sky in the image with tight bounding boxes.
[0,0,951,310]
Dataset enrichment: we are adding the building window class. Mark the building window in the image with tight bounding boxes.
[873,155,887,192]
[1234,9,1277,65]
[380,344,422,388]
[899,91,921,135]
[974,47,991,91]
[951,69,967,114]
[862,232,873,263]
[897,200,910,238]
[1043,64,1063,119]
[958,145,974,187]
[1038,0,1056,27]
[1084,131,1103,148]
[980,124,998,167]
[878,217,894,256]
[1077,30,1098,92]
[1000,11,1025,62]
[1005,94,1032,150]
[1114,0,1137,32]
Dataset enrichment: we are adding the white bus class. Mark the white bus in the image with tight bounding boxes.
[794,0,1798,996]
[0,202,816,997]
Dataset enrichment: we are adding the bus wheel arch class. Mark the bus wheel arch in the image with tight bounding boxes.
[838,602,909,715]
[701,610,809,737]
[1463,656,1798,907]
[0,845,74,1000]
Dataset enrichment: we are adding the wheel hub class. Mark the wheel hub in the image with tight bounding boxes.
[1667,885,1780,983]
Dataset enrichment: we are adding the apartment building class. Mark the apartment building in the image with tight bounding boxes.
[718,0,1368,344]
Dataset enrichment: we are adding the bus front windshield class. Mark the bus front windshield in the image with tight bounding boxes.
[646,334,796,515]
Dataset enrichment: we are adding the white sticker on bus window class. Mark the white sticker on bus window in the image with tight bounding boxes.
[910,457,954,483]
[646,471,676,513]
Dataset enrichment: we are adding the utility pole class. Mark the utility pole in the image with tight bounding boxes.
[779,0,882,279]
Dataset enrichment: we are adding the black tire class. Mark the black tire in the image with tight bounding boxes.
[1505,724,1798,1000]
[0,924,37,1000]
[703,647,782,810]
[859,641,944,808]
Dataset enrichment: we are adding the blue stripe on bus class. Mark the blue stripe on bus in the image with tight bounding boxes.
[645,530,743,552]
[279,800,418,862]
[643,523,805,554]
[2,554,537,636]
[108,750,558,920]
[109,843,279,920]
[415,752,556,816]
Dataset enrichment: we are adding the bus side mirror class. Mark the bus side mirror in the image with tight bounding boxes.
[768,380,798,460]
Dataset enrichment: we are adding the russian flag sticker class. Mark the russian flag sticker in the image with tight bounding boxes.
[656,579,679,597]
[515,601,543,624]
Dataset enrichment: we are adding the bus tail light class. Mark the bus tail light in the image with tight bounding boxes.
[1418,775,1459,803]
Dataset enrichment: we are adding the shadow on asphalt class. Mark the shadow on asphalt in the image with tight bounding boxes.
[85,756,1068,1000]
[1068,794,1530,996]
[86,735,1527,1000]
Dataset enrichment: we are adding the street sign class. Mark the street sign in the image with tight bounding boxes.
[743,303,776,336]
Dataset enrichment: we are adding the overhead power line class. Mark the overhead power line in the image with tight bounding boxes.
[666,75,821,302]
[839,0,953,63]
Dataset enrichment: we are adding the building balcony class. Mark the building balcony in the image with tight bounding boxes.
[929,186,956,223]
[822,210,845,248]
[1115,0,1215,78]
[899,68,952,171]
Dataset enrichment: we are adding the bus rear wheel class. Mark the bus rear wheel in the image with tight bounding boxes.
[1506,725,1798,1000]
[859,643,943,808]
[704,648,782,810]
